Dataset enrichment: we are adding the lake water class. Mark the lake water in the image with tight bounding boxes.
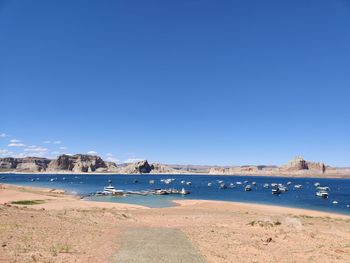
[1,173,350,215]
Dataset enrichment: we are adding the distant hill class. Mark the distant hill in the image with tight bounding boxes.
[0,154,349,177]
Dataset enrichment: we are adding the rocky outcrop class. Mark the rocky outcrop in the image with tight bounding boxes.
[281,156,326,173]
[100,161,119,173]
[148,163,181,174]
[209,157,327,175]
[0,157,50,172]
[0,155,343,176]
[47,154,108,173]
[0,157,18,169]
[118,160,153,174]
[116,160,179,174]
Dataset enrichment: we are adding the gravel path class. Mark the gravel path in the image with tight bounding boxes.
[113,227,207,263]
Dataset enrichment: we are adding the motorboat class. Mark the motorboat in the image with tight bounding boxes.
[164,179,172,184]
[102,184,124,195]
[219,183,227,189]
[272,188,281,195]
[154,189,169,195]
[263,183,269,189]
[314,182,321,187]
[208,182,212,187]
[294,184,303,189]
[278,185,288,192]
[180,188,190,195]
[245,185,252,191]
[316,186,330,191]
[315,190,329,198]
[149,180,155,184]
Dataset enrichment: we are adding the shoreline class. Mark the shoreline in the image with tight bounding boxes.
[1,182,350,218]
[2,183,350,262]
[1,171,350,179]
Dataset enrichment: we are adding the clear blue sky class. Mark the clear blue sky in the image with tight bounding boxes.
[0,0,349,166]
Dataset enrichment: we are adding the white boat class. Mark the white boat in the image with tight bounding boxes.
[263,183,269,189]
[219,183,227,189]
[316,186,330,191]
[186,181,192,185]
[278,185,288,192]
[236,182,242,185]
[245,185,252,191]
[149,180,155,184]
[164,179,172,184]
[154,189,169,195]
[315,190,328,198]
[332,200,338,204]
[252,182,256,185]
[272,188,281,195]
[181,180,186,184]
[208,182,212,187]
[102,184,124,195]
[294,184,303,189]
[287,181,292,185]
[180,188,190,195]
[314,182,321,187]
[229,183,235,188]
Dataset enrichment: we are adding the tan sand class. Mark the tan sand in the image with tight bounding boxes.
[1,184,350,263]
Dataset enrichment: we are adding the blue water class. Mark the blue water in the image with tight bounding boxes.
[1,174,350,214]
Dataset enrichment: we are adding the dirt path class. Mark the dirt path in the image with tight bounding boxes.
[113,227,207,263]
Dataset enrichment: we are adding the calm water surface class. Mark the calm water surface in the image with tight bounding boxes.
[1,174,350,214]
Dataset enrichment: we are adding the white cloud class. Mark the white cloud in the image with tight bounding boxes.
[0,133,7,138]
[43,140,51,144]
[12,153,28,158]
[106,156,119,163]
[124,158,144,164]
[24,146,48,153]
[0,149,13,156]
[10,139,21,143]
[59,146,67,150]
[53,140,62,144]
[87,151,98,155]
[106,153,113,157]
[8,143,26,147]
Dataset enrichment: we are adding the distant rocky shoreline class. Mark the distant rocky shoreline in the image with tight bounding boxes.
[0,155,349,177]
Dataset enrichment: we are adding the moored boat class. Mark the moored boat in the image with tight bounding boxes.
[180,188,190,195]
[315,190,329,198]
[245,185,252,191]
[272,188,281,195]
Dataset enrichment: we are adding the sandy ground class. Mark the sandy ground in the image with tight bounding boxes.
[1,183,350,263]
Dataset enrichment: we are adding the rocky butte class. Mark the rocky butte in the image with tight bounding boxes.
[0,155,349,177]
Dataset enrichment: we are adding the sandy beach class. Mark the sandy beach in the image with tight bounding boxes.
[1,183,350,262]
